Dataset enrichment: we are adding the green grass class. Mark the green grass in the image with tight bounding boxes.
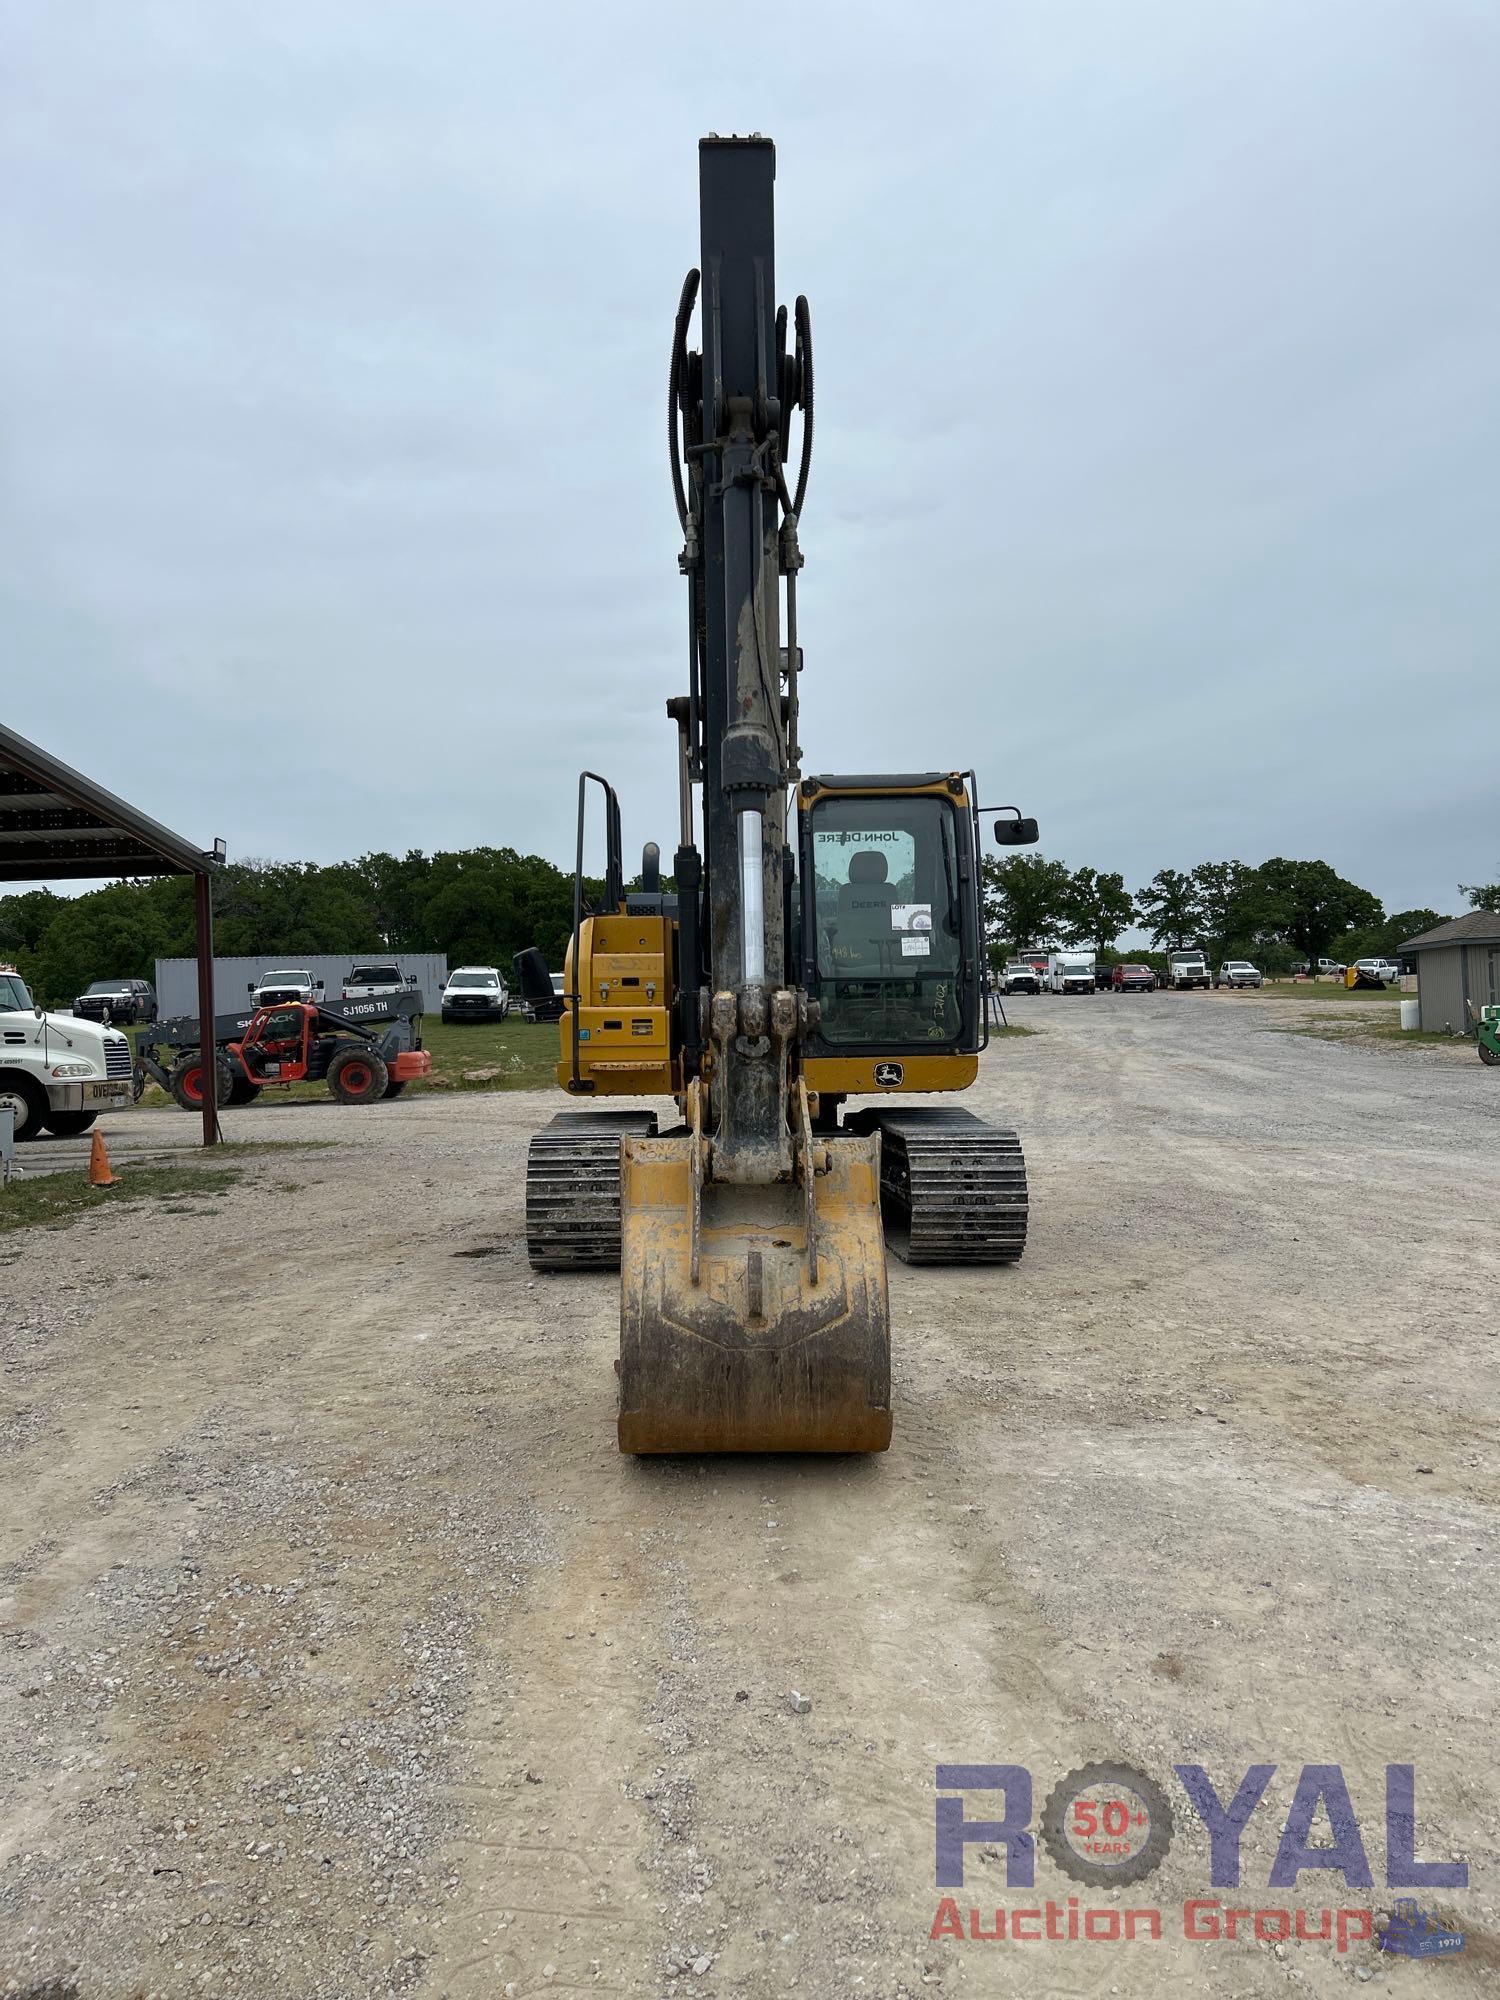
[1254,981,1403,1005]
[207,1138,337,1153]
[419,1015,561,1090]
[1264,1017,1465,1053]
[1248,980,1446,1054]
[0,1164,241,1234]
[992,1023,1037,1038]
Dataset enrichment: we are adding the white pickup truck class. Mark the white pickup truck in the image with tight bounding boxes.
[249,967,324,1007]
[0,965,135,1141]
[341,960,419,1005]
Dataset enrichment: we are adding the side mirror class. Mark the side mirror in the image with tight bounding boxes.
[315,980,326,992]
[247,981,256,994]
[993,812,1040,847]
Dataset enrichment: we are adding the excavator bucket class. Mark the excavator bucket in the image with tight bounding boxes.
[618,1132,891,1453]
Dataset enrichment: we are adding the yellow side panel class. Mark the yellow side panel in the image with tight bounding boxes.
[804,1052,978,1096]
[557,913,677,1097]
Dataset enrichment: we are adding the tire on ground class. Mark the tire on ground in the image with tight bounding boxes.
[328,1046,389,1104]
[381,1078,407,1098]
[0,1072,50,1141]
[42,1109,98,1138]
[226,1075,262,1105]
[168,1051,233,1112]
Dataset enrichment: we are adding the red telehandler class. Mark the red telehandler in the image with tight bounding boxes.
[137,994,430,1109]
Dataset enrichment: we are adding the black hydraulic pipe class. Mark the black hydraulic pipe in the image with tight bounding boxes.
[791,294,814,520]
[572,771,620,1091]
[668,268,700,533]
[675,844,702,1080]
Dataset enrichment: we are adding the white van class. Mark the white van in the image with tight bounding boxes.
[1046,950,1097,994]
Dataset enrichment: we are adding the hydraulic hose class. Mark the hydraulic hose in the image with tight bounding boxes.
[668,267,700,532]
[791,293,814,521]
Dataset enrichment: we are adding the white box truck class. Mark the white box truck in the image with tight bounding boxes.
[0,965,135,1141]
[1047,949,1097,994]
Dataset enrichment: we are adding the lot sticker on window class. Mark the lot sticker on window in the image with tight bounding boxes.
[891,903,932,933]
[901,935,931,956]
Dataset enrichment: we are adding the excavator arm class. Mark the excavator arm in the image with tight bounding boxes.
[612,137,891,1452]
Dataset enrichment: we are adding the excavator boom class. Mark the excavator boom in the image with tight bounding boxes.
[614,137,892,1452]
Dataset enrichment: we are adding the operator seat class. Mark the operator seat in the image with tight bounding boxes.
[833,850,899,976]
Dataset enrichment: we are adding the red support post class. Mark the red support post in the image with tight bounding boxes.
[194,868,219,1147]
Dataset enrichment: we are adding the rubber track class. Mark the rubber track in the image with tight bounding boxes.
[869,1111,1028,1265]
[525,1111,657,1271]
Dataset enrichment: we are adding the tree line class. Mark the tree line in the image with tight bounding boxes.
[0,849,592,1007]
[2,844,1493,1009]
[978,852,1489,974]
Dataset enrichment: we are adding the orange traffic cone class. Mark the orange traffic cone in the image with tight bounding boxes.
[88,1129,117,1187]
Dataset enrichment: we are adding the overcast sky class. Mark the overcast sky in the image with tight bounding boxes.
[4,1,1496,918]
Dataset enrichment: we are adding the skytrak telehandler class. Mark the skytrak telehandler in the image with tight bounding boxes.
[523,137,1038,1453]
[139,992,430,1109]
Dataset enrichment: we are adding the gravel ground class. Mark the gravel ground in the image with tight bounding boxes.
[1,992,1497,1998]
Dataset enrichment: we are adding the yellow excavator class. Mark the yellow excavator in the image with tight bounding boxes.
[518,136,1038,1453]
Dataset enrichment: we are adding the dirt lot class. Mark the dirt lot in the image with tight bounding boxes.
[2,992,1497,1998]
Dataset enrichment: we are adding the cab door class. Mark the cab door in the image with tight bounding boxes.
[796,774,983,1094]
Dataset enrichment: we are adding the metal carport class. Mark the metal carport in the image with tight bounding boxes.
[0,721,223,1145]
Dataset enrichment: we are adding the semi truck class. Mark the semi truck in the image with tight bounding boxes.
[1166,949,1212,990]
[0,965,135,1141]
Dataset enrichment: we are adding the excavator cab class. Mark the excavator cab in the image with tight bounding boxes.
[798,775,987,1098]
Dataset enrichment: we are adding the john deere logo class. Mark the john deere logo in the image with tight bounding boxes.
[874,1062,904,1087]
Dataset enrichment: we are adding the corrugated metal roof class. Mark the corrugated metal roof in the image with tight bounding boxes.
[1399,910,1500,950]
[0,721,213,881]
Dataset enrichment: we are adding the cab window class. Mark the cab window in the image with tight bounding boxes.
[258,1004,305,1050]
[807,795,964,1045]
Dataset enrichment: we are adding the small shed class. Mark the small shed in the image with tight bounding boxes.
[1398,912,1500,1035]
